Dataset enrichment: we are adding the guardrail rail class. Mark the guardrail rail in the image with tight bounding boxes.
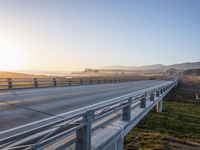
[0,76,150,90]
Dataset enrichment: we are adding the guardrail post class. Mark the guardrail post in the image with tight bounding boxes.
[34,79,38,87]
[7,78,12,89]
[156,99,163,112]
[140,92,147,108]
[68,79,71,86]
[53,78,57,87]
[163,87,165,92]
[160,88,163,94]
[80,79,83,85]
[104,78,106,84]
[165,87,167,91]
[89,79,92,85]
[122,97,132,122]
[150,91,156,101]
[76,110,93,150]
[156,90,160,97]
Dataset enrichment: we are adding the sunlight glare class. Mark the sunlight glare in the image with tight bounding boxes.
[0,37,27,71]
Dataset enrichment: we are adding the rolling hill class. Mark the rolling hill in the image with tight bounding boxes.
[101,62,200,71]
[0,71,47,78]
[183,69,200,76]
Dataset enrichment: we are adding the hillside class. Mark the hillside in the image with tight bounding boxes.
[101,61,200,71]
[167,62,200,70]
[100,64,166,70]
[183,69,200,76]
[125,100,200,150]
[125,85,200,150]
[0,71,47,78]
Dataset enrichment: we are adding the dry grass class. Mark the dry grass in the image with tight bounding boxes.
[125,74,200,150]
[0,71,46,78]
[125,132,200,150]
[179,75,200,87]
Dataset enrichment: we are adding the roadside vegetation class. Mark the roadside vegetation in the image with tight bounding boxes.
[0,71,46,78]
[124,89,200,150]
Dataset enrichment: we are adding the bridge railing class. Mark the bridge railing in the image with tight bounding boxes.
[0,76,151,90]
[0,80,177,150]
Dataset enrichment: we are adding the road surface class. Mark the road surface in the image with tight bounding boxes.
[0,80,168,132]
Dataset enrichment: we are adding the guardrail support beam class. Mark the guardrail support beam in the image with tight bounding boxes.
[76,110,93,150]
[53,78,57,87]
[156,90,160,97]
[122,97,132,122]
[34,79,38,87]
[90,79,92,85]
[104,79,106,84]
[163,87,166,92]
[80,79,83,85]
[116,137,124,150]
[7,78,12,89]
[140,92,147,108]
[68,79,72,86]
[160,89,163,94]
[156,99,163,112]
[150,91,155,101]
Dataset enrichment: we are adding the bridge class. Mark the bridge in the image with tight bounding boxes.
[0,78,177,150]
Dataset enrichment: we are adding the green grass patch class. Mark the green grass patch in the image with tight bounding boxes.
[124,100,200,149]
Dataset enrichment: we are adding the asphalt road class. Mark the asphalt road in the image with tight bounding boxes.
[0,80,169,132]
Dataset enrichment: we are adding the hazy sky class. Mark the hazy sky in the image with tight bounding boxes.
[0,0,199,71]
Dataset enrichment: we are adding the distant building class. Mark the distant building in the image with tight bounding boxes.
[84,68,99,73]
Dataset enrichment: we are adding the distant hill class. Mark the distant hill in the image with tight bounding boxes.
[164,68,181,76]
[101,62,200,71]
[166,62,200,70]
[0,71,47,78]
[137,64,166,70]
[183,69,200,76]
[101,64,166,70]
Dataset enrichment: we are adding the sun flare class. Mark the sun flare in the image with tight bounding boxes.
[0,37,27,71]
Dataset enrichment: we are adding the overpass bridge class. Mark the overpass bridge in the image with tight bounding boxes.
[0,79,177,150]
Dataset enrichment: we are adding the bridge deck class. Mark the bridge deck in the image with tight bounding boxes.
[0,80,169,131]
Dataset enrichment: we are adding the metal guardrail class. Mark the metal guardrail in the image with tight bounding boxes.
[0,77,148,89]
[0,80,178,150]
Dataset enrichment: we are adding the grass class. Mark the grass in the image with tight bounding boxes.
[124,99,200,150]
[0,71,47,78]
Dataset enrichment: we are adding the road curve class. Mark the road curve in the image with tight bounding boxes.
[0,80,169,131]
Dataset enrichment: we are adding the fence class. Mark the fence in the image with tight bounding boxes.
[0,76,151,90]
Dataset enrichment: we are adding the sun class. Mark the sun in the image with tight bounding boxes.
[0,37,27,71]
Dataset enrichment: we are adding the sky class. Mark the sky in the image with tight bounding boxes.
[0,0,199,71]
